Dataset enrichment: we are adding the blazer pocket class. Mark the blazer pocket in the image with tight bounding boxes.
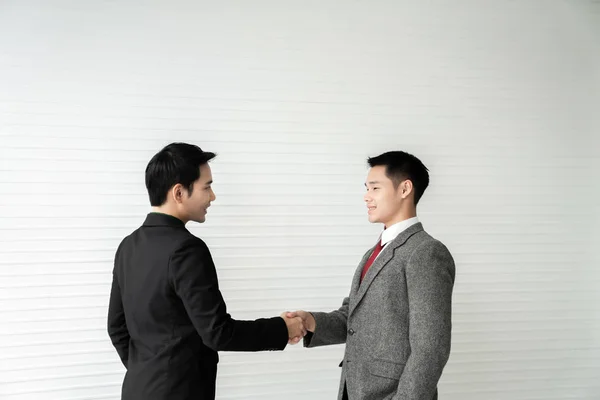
[368,359,406,380]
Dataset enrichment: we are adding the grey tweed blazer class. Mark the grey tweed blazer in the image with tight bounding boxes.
[305,223,455,400]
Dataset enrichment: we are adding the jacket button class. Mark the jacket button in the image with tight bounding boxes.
[348,328,355,335]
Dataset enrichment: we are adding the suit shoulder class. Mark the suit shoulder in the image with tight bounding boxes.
[170,234,211,260]
[167,235,215,281]
[408,232,454,265]
[412,230,450,251]
[177,233,207,249]
[115,230,136,256]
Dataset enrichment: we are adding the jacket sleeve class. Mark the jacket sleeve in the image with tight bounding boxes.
[394,240,455,400]
[303,248,373,348]
[107,245,130,368]
[303,296,350,348]
[169,238,288,352]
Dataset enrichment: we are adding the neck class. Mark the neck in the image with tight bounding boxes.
[384,208,417,229]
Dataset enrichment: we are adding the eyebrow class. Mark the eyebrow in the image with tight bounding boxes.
[205,180,213,185]
[365,181,381,186]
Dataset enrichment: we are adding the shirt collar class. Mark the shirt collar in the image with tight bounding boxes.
[380,217,420,246]
[142,212,186,228]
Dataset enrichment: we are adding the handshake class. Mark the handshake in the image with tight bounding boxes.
[280,310,316,345]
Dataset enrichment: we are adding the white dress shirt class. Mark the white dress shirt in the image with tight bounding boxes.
[374,217,420,261]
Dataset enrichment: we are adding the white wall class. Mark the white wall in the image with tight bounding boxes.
[1,1,599,399]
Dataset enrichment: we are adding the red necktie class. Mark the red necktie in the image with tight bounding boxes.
[360,239,384,283]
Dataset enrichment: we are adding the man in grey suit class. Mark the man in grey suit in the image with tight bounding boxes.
[288,151,455,400]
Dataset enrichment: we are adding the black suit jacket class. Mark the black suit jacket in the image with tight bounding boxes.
[108,212,288,400]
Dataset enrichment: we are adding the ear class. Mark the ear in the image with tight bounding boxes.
[171,184,186,204]
[400,180,413,199]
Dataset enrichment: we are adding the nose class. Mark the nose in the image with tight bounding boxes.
[211,188,216,202]
[364,191,371,203]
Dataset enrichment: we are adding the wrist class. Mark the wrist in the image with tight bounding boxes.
[307,313,316,332]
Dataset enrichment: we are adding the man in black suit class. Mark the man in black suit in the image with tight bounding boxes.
[107,142,306,400]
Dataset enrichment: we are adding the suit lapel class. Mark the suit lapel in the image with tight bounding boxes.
[349,250,370,300]
[349,223,424,316]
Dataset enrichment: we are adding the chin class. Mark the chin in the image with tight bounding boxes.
[191,216,206,223]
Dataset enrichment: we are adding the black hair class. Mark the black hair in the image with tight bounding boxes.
[367,151,429,205]
[145,142,216,206]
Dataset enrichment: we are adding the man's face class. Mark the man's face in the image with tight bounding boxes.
[363,165,405,228]
[182,163,216,223]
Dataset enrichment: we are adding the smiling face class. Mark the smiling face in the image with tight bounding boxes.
[174,163,216,224]
[363,165,414,228]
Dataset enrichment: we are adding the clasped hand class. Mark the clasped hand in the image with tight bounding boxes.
[280,310,316,345]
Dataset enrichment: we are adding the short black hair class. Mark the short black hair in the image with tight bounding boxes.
[367,151,429,205]
[145,142,216,206]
